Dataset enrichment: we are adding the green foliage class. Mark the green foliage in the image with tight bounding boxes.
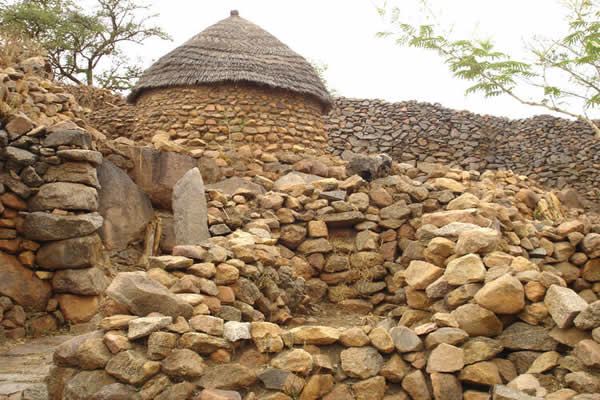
[377,0,600,137]
[0,0,171,90]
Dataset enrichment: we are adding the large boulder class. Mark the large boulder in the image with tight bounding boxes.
[126,147,196,209]
[62,370,116,400]
[544,285,588,328]
[97,160,153,250]
[197,364,256,390]
[172,167,209,246]
[474,274,525,314]
[105,272,193,319]
[341,347,384,379]
[0,252,51,310]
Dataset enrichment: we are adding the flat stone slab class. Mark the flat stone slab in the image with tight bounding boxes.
[319,211,365,228]
[22,212,103,241]
[498,322,558,351]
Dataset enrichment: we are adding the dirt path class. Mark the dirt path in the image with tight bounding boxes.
[0,335,73,400]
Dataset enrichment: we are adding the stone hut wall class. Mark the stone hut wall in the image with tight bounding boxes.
[132,84,328,156]
[327,97,600,201]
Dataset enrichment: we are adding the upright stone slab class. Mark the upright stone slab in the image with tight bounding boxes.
[97,160,153,250]
[172,167,209,246]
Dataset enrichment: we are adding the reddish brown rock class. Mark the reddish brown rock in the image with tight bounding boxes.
[0,251,51,310]
[56,294,99,323]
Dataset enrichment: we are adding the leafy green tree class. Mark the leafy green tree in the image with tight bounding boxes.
[0,0,171,90]
[377,0,600,137]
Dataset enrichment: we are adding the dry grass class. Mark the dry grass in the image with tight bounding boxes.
[0,32,45,69]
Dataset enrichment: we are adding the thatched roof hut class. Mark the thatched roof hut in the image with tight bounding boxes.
[127,10,332,112]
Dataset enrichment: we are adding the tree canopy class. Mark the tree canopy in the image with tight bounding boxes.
[377,0,600,137]
[0,0,171,90]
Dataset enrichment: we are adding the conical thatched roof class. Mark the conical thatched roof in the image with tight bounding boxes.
[127,10,332,111]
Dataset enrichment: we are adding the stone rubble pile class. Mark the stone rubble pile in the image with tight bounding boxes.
[46,158,600,400]
[0,57,103,136]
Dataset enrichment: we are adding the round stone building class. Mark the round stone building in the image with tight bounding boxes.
[128,10,332,155]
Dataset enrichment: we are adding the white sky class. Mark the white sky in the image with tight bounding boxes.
[126,0,597,120]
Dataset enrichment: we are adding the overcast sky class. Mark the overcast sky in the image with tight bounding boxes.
[127,0,596,120]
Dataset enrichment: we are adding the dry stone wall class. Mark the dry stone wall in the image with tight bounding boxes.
[0,59,118,338]
[0,117,108,338]
[133,84,328,156]
[327,98,600,202]
[74,91,600,205]
[62,84,135,140]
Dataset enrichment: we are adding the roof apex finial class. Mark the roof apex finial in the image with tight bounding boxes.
[230,10,239,17]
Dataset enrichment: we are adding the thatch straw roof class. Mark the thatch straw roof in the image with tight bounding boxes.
[127,10,332,112]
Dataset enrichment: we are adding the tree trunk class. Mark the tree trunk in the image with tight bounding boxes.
[86,64,93,86]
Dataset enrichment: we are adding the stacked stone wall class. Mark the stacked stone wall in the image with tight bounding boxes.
[1,61,110,338]
[327,98,600,201]
[132,84,328,156]
[0,119,107,338]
